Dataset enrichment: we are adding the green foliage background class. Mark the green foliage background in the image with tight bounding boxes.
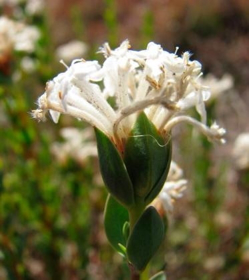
[0,0,249,279]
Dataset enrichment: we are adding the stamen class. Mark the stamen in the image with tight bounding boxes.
[60,59,69,69]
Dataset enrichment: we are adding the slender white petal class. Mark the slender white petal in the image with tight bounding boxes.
[64,94,113,135]
[164,116,226,143]
[71,77,116,122]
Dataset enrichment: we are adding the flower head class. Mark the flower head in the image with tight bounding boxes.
[0,16,40,54]
[51,127,97,165]
[32,41,226,150]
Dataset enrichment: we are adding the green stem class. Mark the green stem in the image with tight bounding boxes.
[128,205,150,280]
[140,264,150,280]
[128,204,145,231]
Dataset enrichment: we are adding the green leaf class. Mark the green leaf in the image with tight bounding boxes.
[127,206,165,271]
[104,195,129,255]
[124,112,172,204]
[95,128,134,206]
[150,271,167,280]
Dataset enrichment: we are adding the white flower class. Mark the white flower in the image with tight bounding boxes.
[13,25,40,52]
[56,40,88,63]
[51,127,97,165]
[0,0,44,16]
[20,56,36,72]
[232,133,249,169]
[32,40,226,149]
[35,59,116,135]
[25,0,44,15]
[199,73,234,101]
[0,16,40,55]
[152,161,187,215]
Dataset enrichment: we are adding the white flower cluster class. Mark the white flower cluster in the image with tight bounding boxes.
[25,0,44,15]
[0,0,44,16]
[0,16,40,55]
[199,73,234,102]
[56,40,88,63]
[51,127,97,165]
[32,40,225,147]
[233,133,249,170]
[152,161,187,215]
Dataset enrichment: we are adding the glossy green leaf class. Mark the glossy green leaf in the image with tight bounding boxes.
[104,195,129,255]
[127,206,165,271]
[95,128,134,206]
[150,271,167,280]
[144,137,171,204]
[124,112,172,204]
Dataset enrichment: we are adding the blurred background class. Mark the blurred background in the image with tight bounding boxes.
[0,0,249,279]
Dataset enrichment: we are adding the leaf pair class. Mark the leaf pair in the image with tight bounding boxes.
[104,195,166,271]
[124,112,172,205]
[95,112,172,207]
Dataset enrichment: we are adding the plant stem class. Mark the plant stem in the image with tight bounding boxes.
[129,264,140,280]
[129,259,150,280]
[140,264,150,280]
[128,204,144,231]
